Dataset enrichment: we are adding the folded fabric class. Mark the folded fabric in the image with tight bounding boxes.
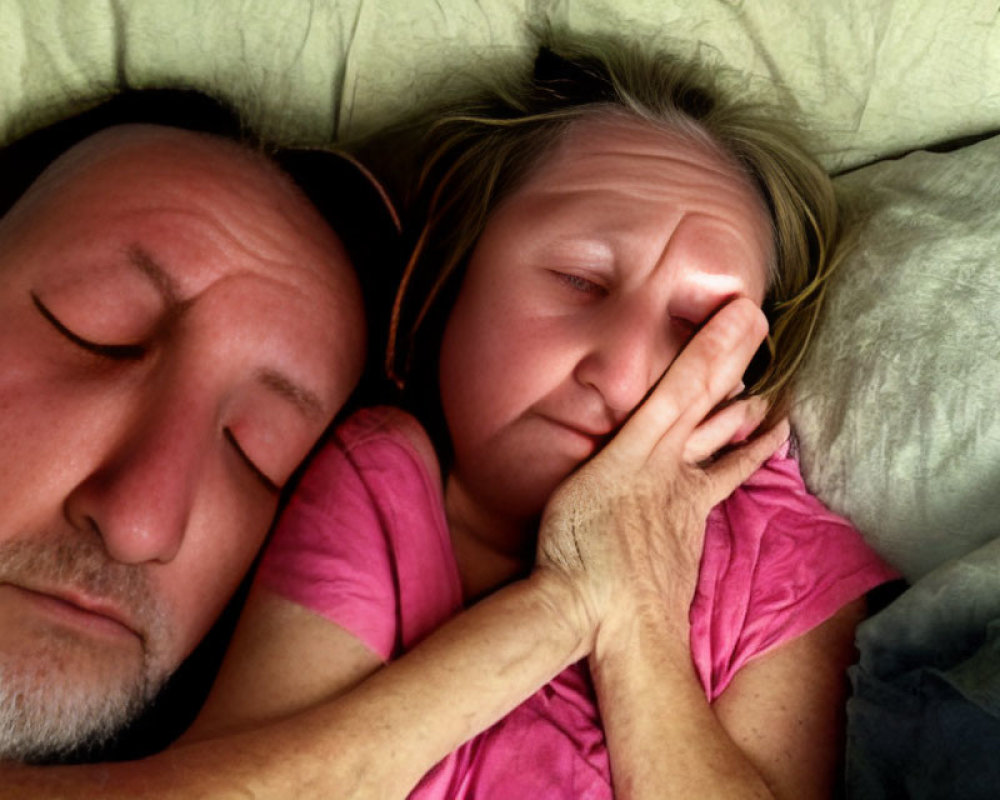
[845,536,1000,799]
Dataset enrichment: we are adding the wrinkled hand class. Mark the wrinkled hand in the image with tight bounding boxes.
[535,298,790,652]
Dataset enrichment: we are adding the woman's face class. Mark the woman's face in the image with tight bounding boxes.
[438,114,773,522]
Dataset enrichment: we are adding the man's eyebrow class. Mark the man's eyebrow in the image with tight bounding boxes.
[127,245,181,305]
[257,369,327,421]
[126,245,326,422]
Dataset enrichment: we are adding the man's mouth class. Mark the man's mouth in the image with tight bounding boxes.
[1,582,142,643]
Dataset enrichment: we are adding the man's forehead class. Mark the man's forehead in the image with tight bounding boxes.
[50,125,287,209]
[34,124,351,285]
[8,123,366,414]
[62,123,265,174]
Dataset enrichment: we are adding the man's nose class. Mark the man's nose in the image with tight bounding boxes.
[573,312,675,419]
[63,398,208,565]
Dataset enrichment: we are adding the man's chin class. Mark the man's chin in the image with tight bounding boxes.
[0,642,163,763]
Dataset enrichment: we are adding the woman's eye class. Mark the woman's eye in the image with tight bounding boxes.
[551,271,607,296]
[32,293,145,360]
[223,428,280,494]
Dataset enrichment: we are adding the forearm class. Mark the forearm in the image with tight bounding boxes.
[317,570,591,794]
[590,612,773,800]
[0,572,590,800]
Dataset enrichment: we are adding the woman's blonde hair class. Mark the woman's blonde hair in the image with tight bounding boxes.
[385,32,844,435]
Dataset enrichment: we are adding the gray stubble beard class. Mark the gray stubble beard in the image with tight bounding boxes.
[0,644,163,763]
[0,535,170,763]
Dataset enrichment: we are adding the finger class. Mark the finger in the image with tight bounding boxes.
[683,395,769,465]
[611,298,768,462]
[702,418,791,507]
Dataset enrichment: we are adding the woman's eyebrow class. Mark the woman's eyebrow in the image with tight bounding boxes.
[540,237,616,264]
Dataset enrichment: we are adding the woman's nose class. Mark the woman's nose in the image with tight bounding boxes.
[573,312,676,418]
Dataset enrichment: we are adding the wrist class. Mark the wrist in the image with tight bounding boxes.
[524,567,598,663]
[591,595,692,678]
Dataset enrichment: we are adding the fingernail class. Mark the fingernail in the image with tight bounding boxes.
[726,381,745,400]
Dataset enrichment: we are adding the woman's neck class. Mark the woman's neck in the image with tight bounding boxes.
[444,475,537,604]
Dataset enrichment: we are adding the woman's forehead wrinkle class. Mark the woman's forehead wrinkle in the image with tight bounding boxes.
[514,117,773,305]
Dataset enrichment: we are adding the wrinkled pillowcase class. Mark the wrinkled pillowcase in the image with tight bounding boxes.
[792,134,1000,582]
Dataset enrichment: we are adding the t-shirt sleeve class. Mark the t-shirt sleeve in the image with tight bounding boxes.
[254,417,399,661]
[691,442,900,701]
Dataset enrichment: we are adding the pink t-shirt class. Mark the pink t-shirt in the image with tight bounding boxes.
[257,407,897,798]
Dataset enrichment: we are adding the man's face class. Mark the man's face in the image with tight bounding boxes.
[0,125,364,760]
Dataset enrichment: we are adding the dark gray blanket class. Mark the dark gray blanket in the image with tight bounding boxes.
[845,537,1000,799]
